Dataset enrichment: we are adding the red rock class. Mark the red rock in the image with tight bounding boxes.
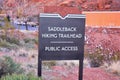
[58,0,77,7]
[44,6,81,17]
[105,0,113,4]
[2,0,120,16]
[77,0,83,4]
[32,0,43,2]
[82,0,87,3]
[85,28,120,53]
[105,4,111,9]
[97,0,105,10]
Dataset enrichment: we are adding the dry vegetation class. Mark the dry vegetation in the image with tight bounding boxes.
[0,18,120,79]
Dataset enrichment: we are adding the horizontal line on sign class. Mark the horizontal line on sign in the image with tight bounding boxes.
[40,13,86,19]
[50,41,74,44]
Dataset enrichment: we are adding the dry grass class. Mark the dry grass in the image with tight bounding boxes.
[103,61,120,75]
[83,58,91,68]
[53,58,90,68]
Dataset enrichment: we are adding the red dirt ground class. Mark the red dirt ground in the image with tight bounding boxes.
[43,66,120,80]
[85,28,120,53]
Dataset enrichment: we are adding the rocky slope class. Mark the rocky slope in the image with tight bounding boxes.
[1,0,120,16]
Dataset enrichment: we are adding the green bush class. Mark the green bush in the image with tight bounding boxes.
[0,56,24,77]
[7,37,20,45]
[0,74,41,80]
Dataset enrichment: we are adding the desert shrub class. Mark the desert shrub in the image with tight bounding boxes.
[0,56,24,77]
[56,60,79,68]
[0,35,6,40]
[0,33,20,50]
[85,47,105,67]
[0,39,19,50]
[0,74,41,80]
[85,47,120,67]
[88,54,104,67]
[7,37,20,45]
[0,34,20,45]
[0,40,11,48]
[22,38,37,49]
[24,38,31,43]
[24,38,38,44]
[42,61,56,69]
[110,52,120,62]
[24,42,35,49]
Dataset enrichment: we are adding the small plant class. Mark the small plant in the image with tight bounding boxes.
[42,61,56,69]
[32,38,38,44]
[0,40,11,48]
[85,47,105,67]
[0,39,19,50]
[0,34,20,45]
[24,38,31,43]
[0,74,41,80]
[23,38,38,44]
[22,38,37,49]
[0,56,24,77]
[7,37,20,45]
[110,52,120,62]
